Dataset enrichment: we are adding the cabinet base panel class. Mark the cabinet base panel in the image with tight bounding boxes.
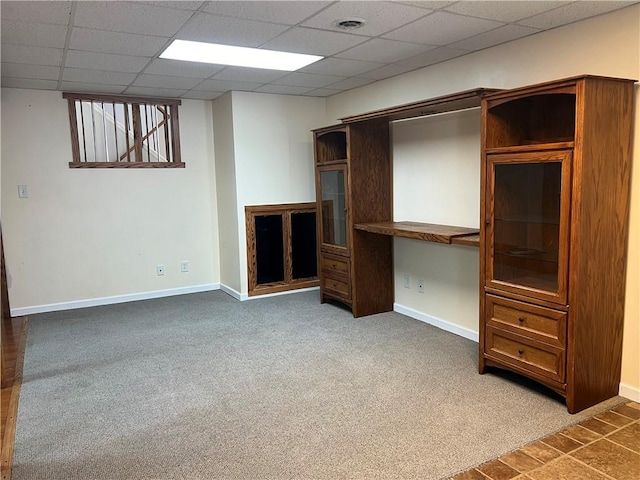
[482,359,567,400]
[481,358,622,414]
[320,291,394,317]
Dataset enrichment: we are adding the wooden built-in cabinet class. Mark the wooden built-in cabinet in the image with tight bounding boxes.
[313,89,495,317]
[245,203,319,297]
[312,77,635,412]
[313,121,394,317]
[479,75,635,413]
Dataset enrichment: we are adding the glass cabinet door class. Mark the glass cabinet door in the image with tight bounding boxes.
[318,165,348,251]
[486,150,572,304]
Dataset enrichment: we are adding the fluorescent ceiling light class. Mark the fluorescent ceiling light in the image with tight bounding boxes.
[160,40,323,71]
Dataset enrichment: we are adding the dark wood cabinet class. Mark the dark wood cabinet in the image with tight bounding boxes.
[311,78,634,412]
[313,90,494,316]
[479,75,635,413]
[485,149,572,305]
[313,122,393,317]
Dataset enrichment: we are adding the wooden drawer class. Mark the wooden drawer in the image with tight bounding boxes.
[486,294,566,348]
[321,253,351,300]
[323,274,351,299]
[485,326,566,383]
[320,253,350,275]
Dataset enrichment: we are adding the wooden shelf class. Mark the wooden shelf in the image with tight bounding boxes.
[451,233,480,247]
[354,221,479,244]
[340,88,501,124]
[485,142,574,155]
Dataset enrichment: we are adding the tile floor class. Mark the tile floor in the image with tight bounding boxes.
[450,401,640,480]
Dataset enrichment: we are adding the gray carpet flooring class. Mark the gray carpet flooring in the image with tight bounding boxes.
[13,290,623,479]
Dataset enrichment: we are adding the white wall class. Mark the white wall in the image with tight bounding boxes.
[392,109,481,335]
[325,5,640,396]
[1,89,220,312]
[229,91,325,295]
[212,92,241,293]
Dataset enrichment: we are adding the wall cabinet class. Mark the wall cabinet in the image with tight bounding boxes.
[245,203,319,297]
[312,78,634,412]
[479,76,635,413]
[313,122,393,317]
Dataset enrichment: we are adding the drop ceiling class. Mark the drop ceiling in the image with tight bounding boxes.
[1,1,637,99]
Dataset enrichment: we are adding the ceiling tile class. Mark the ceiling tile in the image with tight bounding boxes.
[60,82,126,94]
[124,86,187,98]
[397,46,470,67]
[254,85,315,95]
[395,1,456,9]
[1,45,63,66]
[144,59,224,78]
[299,57,384,76]
[335,38,432,63]
[0,1,72,25]
[139,1,204,10]
[444,1,570,23]
[69,28,169,57]
[302,1,432,36]
[133,74,202,89]
[1,77,58,90]
[211,67,288,83]
[449,24,540,52]
[194,79,263,92]
[518,1,637,29]
[202,1,330,25]
[260,27,368,56]
[73,2,193,37]
[358,62,419,80]
[177,12,289,47]
[62,68,136,85]
[323,77,376,91]
[2,63,60,80]
[304,87,344,97]
[181,90,224,100]
[273,72,346,88]
[1,0,635,100]
[65,50,150,73]
[1,21,68,48]
[383,11,503,45]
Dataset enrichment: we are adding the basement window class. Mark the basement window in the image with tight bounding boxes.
[245,203,319,296]
[63,92,184,168]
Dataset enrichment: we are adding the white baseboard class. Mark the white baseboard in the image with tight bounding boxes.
[619,382,640,402]
[243,286,320,301]
[393,303,479,342]
[220,284,244,301]
[220,284,320,302]
[11,283,221,316]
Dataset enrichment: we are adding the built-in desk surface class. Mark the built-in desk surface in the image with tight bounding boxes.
[354,221,480,246]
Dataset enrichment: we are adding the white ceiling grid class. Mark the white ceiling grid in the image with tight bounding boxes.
[0,1,637,99]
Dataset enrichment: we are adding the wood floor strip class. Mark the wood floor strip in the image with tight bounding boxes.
[1,317,28,480]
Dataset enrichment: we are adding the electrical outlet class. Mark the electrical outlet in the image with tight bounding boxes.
[18,185,29,198]
[180,260,189,273]
[417,279,425,293]
[156,265,165,276]
[403,274,410,289]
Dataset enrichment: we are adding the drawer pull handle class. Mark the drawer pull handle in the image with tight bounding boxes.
[518,349,524,355]
[518,317,526,323]
[332,263,337,268]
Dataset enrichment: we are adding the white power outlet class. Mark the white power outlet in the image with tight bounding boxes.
[403,274,411,289]
[417,279,425,293]
[156,265,165,276]
[18,185,29,198]
[180,260,189,273]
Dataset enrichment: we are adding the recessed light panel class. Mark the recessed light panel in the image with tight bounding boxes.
[160,39,323,71]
